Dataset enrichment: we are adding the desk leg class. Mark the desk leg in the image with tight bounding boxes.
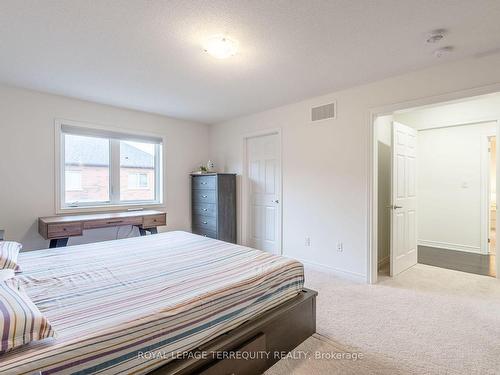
[49,238,69,248]
[138,227,158,236]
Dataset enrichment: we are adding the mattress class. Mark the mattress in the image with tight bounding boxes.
[0,231,304,375]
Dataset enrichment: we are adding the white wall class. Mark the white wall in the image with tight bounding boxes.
[209,52,500,280]
[0,85,209,250]
[395,94,500,130]
[417,122,496,254]
[375,116,392,266]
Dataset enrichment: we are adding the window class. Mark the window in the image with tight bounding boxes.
[64,134,110,203]
[65,170,83,191]
[121,141,155,201]
[58,121,163,210]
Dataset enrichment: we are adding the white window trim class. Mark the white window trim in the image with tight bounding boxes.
[54,119,166,214]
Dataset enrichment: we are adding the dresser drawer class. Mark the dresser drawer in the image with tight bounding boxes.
[193,203,216,217]
[142,214,166,228]
[192,189,216,203]
[192,175,216,190]
[47,222,82,239]
[193,227,217,239]
[83,216,142,230]
[192,215,216,231]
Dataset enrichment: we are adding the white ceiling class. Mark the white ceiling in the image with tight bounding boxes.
[1,1,500,124]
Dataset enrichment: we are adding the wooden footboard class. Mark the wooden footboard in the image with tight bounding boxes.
[149,288,317,375]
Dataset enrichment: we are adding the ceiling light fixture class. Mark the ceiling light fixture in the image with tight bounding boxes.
[203,35,238,59]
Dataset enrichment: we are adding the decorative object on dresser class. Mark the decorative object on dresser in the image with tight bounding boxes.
[191,173,236,243]
[38,210,166,248]
[206,159,215,172]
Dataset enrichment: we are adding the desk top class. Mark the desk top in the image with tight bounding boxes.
[39,210,165,224]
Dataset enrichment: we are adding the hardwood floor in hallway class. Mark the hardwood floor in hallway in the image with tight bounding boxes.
[418,245,496,277]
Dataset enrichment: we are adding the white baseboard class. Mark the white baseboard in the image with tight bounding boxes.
[292,257,366,283]
[418,239,484,254]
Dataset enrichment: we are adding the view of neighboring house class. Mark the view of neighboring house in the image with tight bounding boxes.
[64,135,155,204]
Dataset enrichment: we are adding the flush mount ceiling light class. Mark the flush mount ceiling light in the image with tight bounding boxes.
[203,35,238,59]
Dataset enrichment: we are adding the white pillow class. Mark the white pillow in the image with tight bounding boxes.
[0,278,56,353]
[0,269,14,281]
[0,241,21,271]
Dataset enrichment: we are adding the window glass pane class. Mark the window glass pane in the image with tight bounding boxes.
[65,171,82,191]
[64,134,110,204]
[120,141,155,201]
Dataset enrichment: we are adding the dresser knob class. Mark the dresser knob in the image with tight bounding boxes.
[202,195,208,198]
[203,208,208,211]
[203,221,208,224]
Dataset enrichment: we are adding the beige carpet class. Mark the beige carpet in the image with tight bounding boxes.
[266,333,423,374]
[269,264,500,374]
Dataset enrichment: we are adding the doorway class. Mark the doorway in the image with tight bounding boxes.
[242,130,282,255]
[372,92,500,282]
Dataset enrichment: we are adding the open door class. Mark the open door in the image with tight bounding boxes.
[390,121,418,276]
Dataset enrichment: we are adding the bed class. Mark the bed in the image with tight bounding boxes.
[0,231,315,375]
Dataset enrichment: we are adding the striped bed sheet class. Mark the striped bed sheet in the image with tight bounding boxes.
[0,231,304,375]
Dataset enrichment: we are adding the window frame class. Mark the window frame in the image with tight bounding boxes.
[55,119,165,214]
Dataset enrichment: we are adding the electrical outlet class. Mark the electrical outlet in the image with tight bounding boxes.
[336,242,343,252]
[305,237,311,247]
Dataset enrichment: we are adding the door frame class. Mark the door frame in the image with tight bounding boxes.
[482,131,497,255]
[241,128,283,254]
[368,83,500,284]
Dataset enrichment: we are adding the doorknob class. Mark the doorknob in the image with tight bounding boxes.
[386,205,402,209]
[273,200,280,204]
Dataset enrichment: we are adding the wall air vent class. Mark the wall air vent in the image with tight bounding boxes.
[311,101,336,123]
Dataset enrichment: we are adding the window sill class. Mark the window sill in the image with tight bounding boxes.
[56,202,165,215]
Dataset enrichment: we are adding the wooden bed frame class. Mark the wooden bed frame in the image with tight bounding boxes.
[150,288,317,375]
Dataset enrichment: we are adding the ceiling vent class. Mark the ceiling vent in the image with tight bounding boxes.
[311,102,336,123]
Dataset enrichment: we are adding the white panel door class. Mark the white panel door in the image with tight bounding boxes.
[391,122,418,276]
[247,133,281,254]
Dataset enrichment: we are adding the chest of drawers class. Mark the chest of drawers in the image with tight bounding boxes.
[191,173,236,243]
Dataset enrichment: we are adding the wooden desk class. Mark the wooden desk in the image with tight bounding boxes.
[38,210,166,248]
